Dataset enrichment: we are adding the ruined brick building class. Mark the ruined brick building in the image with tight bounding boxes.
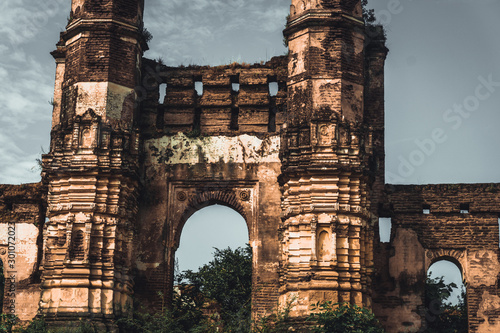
[1,0,499,332]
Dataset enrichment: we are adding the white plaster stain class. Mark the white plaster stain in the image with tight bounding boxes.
[146,133,281,165]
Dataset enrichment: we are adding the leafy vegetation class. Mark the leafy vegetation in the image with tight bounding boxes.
[308,302,384,333]
[1,250,468,333]
[1,314,17,333]
[0,316,97,333]
[361,0,376,24]
[179,246,252,329]
[424,275,467,333]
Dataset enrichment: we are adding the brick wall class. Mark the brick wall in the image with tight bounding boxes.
[374,183,500,332]
[139,57,288,137]
[0,183,46,320]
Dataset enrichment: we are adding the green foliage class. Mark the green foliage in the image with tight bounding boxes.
[184,129,201,138]
[117,245,252,333]
[116,309,209,333]
[424,275,467,333]
[0,314,17,333]
[139,27,153,43]
[179,245,253,331]
[308,302,385,333]
[361,0,376,24]
[8,246,394,333]
[16,317,49,333]
[253,301,293,333]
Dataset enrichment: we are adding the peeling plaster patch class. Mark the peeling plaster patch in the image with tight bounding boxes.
[389,228,425,279]
[145,133,280,165]
[467,250,500,288]
[136,260,161,271]
[0,223,38,281]
[478,291,500,332]
[107,82,135,120]
[75,82,109,116]
[74,82,134,119]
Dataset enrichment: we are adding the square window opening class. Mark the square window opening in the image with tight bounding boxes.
[460,203,469,214]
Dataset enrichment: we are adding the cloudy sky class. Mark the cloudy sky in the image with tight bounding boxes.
[1,0,499,296]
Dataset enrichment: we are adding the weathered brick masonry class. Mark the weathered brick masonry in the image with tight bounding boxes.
[0,183,46,320]
[374,184,500,332]
[0,0,499,332]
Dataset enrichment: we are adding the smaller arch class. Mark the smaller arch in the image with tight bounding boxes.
[317,230,331,262]
[176,205,249,273]
[175,190,248,250]
[70,229,85,261]
[427,258,466,307]
[81,128,92,148]
[429,255,464,278]
[425,249,466,276]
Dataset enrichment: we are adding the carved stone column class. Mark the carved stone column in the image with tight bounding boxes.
[279,0,385,318]
[40,0,147,328]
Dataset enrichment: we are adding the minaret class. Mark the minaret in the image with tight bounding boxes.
[41,0,147,328]
[280,0,379,317]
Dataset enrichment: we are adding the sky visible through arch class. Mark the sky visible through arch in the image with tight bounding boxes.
[1,0,499,305]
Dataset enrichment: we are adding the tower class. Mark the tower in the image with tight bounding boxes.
[279,0,385,317]
[40,0,146,327]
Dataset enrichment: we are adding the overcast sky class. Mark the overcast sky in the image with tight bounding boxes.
[1,0,497,299]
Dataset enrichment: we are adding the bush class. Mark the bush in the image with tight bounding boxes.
[424,275,467,333]
[0,314,17,333]
[308,302,385,333]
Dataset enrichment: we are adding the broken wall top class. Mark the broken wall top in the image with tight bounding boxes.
[139,56,288,138]
[385,183,500,214]
[0,182,46,225]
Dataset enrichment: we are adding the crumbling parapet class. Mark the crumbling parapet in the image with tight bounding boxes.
[374,183,500,332]
[139,57,288,137]
[0,183,46,320]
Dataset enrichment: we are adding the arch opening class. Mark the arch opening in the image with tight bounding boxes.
[425,259,467,332]
[176,204,249,274]
[172,204,252,330]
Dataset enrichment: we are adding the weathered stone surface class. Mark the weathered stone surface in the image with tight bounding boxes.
[2,1,499,332]
[0,183,45,320]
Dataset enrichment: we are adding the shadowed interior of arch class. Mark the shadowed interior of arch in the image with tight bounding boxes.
[175,204,249,275]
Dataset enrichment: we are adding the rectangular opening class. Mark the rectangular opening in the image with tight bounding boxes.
[460,203,469,214]
[156,105,165,130]
[268,106,276,132]
[194,75,203,96]
[423,204,430,214]
[158,83,167,103]
[193,107,202,132]
[379,217,392,243]
[231,75,240,94]
[195,81,203,96]
[230,107,239,131]
[268,81,278,97]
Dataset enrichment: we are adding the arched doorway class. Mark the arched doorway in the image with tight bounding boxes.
[425,259,467,332]
[176,204,249,274]
[171,204,252,330]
